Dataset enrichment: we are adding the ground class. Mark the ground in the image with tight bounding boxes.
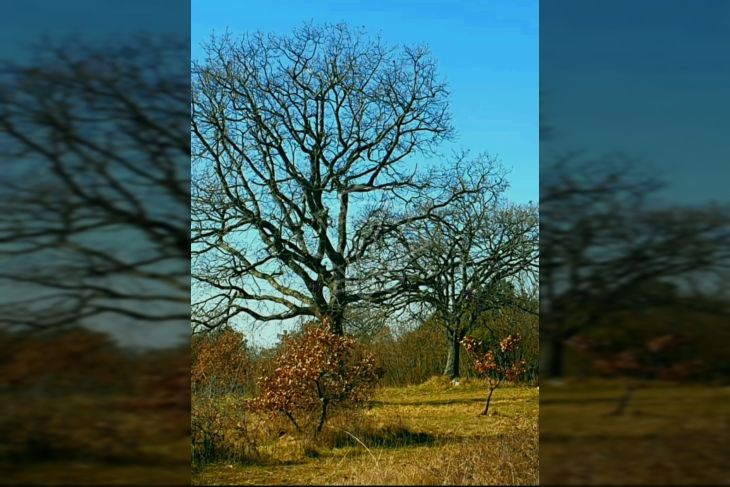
[193,378,539,485]
[0,393,190,485]
[540,379,729,485]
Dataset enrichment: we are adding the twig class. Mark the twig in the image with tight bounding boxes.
[339,428,379,468]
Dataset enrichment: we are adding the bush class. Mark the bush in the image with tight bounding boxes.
[462,334,528,416]
[192,326,251,395]
[191,395,259,466]
[2,327,129,393]
[357,309,539,387]
[362,321,447,386]
[249,322,379,435]
[566,333,704,415]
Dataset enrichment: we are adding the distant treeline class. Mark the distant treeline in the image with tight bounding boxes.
[561,303,730,383]
[192,306,539,398]
[0,326,189,476]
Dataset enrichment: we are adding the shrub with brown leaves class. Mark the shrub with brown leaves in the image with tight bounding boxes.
[249,322,379,435]
[462,334,528,416]
[2,327,128,393]
[191,326,251,394]
[567,332,703,414]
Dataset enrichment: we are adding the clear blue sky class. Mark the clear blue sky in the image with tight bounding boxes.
[541,0,730,206]
[192,0,539,206]
[0,0,187,58]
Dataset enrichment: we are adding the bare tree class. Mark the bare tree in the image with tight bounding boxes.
[191,23,474,334]
[0,36,190,331]
[366,160,538,378]
[540,154,730,378]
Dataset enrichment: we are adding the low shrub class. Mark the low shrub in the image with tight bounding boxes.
[191,396,259,466]
[248,321,379,436]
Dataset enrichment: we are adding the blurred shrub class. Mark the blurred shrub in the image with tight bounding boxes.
[1,327,130,393]
[0,327,190,468]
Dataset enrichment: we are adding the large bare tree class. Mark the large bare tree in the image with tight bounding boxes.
[0,37,190,332]
[366,159,539,378]
[191,24,475,334]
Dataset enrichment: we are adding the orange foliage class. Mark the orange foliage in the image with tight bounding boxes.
[249,323,379,434]
[191,327,250,394]
[2,327,127,392]
[569,333,703,381]
[462,334,528,383]
[462,334,528,415]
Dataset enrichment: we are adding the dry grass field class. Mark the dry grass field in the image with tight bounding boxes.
[192,377,538,485]
[0,393,190,485]
[540,379,729,485]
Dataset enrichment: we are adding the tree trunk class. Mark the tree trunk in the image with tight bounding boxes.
[329,313,344,335]
[283,409,300,432]
[608,383,637,416]
[443,332,461,379]
[329,270,346,336]
[481,386,497,416]
[315,398,329,435]
[320,307,344,335]
[541,337,565,379]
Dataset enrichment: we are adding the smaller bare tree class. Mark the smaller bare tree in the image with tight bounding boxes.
[462,334,528,416]
[567,333,702,415]
[364,159,538,379]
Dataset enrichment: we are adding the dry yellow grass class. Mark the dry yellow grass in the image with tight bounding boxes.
[540,379,729,485]
[0,393,190,485]
[193,377,538,485]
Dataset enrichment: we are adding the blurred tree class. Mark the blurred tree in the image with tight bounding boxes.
[540,155,730,378]
[567,333,702,415]
[0,36,190,331]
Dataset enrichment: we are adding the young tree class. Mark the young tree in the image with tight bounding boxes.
[249,320,379,435]
[567,333,702,415]
[462,334,528,416]
[191,23,474,334]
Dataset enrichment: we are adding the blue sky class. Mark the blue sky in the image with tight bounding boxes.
[0,0,187,58]
[192,0,539,206]
[541,0,730,206]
